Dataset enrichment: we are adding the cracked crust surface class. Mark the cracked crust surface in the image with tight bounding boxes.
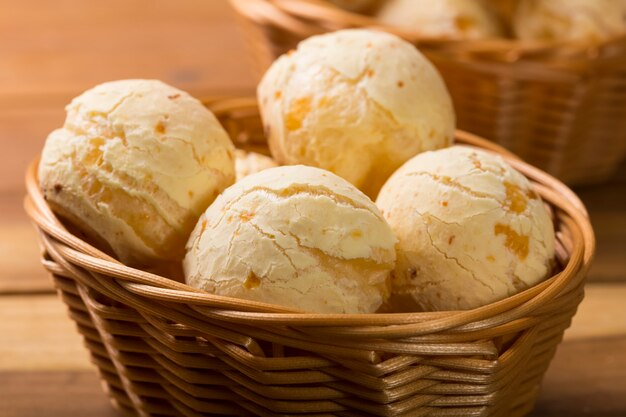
[378,0,503,40]
[38,80,235,267]
[376,146,556,311]
[184,165,396,314]
[257,29,455,199]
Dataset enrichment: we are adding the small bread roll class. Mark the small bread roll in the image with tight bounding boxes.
[377,146,555,311]
[39,80,235,269]
[184,165,396,313]
[513,0,626,43]
[258,29,455,199]
[379,0,504,40]
[234,149,278,181]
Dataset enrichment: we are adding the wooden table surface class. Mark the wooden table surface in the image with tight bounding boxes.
[1,1,625,416]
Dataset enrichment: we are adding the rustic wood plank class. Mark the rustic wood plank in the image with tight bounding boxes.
[1,340,625,417]
[2,110,623,294]
[0,0,256,102]
[1,1,624,416]
[0,0,623,295]
[0,0,259,295]
[0,284,623,358]
[531,336,626,417]
[0,285,624,416]
[2,213,625,291]
[0,221,52,295]
[3,187,625,294]
[0,295,91,371]
[0,371,119,417]
[563,283,626,341]
[2,286,623,370]
[0,108,63,194]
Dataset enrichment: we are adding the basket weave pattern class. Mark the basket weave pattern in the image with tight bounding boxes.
[25,98,595,417]
[229,0,626,185]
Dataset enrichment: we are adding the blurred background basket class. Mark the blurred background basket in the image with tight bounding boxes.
[229,0,626,186]
[25,97,594,417]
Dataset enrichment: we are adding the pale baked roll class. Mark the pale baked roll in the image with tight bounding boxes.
[184,165,396,313]
[513,0,626,42]
[39,79,235,269]
[379,0,504,40]
[377,146,555,311]
[258,29,455,199]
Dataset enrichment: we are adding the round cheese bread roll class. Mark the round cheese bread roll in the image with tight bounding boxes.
[513,0,626,43]
[258,29,455,199]
[234,149,278,181]
[376,146,555,311]
[184,165,396,313]
[379,0,503,40]
[39,79,235,268]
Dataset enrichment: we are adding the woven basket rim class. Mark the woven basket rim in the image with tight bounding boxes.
[24,97,595,331]
[230,0,626,59]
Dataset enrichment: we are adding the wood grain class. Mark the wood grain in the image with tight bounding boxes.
[0,286,624,415]
[0,221,52,295]
[3,194,625,294]
[0,0,256,100]
[0,0,256,295]
[0,0,623,295]
[562,284,626,341]
[531,336,626,417]
[574,180,626,283]
[0,0,257,214]
[2,286,622,369]
[0,295,91,371]
[0,371,118,417]
[1,0,625,416]
[0,109,63,194]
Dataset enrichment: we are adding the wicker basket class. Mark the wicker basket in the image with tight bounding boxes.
[25,97,594,417]
[229,0,626,185]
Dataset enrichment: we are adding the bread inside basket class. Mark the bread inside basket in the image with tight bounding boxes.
[24,97,595,417]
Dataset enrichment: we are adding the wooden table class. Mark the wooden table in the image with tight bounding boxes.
[1,1,625,416]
